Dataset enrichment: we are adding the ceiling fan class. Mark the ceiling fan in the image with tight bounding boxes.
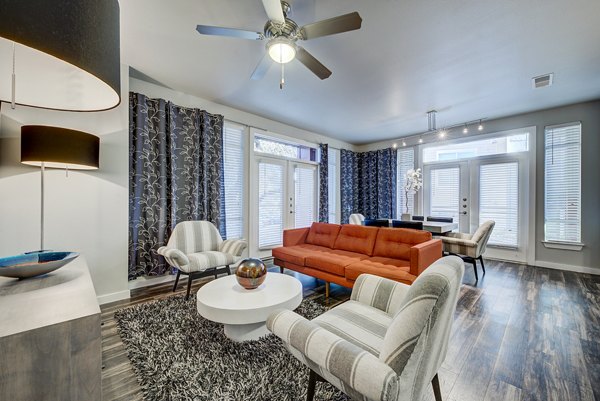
[196,0,362,87]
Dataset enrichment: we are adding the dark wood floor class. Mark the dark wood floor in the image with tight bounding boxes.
[101,260,600,401]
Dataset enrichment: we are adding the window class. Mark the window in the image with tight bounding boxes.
[480,162,519,247]
[222,122,245,239]
[429,167,460,222]
[544,123,581,243]
[254,135,317,161]
[397,148,415,216]
[327,149,339,223]
[258,161,285,249]
[423,132,529,163]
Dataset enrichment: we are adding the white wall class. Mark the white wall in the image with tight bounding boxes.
[0,65,130,304]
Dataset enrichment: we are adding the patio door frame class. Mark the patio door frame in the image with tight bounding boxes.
[249,155,318,258]
[419,127,536,264]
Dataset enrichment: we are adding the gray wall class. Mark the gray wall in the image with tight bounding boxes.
[358,100,600,272]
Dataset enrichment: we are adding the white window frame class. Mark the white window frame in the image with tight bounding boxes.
[542,122,583,250]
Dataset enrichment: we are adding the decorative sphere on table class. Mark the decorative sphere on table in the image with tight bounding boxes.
[235,258,267,290]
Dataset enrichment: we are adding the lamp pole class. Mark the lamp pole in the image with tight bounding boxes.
[40,161,45,251]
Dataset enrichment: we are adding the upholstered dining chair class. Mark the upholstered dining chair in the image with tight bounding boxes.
[441,220,495,281]
[349,213,365,225]
[268,256,465,401]
[157,221,247,300]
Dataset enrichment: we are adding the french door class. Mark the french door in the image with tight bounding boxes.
[250,157,317,257]
[424,155,529,262]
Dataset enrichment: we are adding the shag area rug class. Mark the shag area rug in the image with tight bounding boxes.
[115,294,350,401]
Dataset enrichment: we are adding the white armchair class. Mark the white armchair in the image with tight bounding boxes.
[349,213,365,225]
[267,256,465,401]
[157,221,247,299]
[441,220,495,280]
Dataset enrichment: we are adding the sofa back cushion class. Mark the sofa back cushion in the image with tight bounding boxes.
[333,225,379,256]
[374,228,432,260]
[306,222,341,249]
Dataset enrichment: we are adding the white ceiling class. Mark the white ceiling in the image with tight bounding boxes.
[120,0,600,145]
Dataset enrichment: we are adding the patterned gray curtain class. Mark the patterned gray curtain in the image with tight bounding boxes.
[340,148,397,224]
[128,92,224,279]
[318,143,329,222]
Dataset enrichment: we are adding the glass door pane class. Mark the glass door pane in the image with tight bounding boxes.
[293,164,317,228]
[429,167,461,223]
[479,162,519,247]
[258,160,285,249]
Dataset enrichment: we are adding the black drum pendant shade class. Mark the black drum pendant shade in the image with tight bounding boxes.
[21,126,100,170]
[0,0,121,111]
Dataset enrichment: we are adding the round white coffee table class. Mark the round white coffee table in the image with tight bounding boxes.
[196,273,302,342]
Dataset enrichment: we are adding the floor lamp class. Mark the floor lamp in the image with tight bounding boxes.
[20,125,99,251]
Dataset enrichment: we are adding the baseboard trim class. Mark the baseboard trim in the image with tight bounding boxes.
[534,260,600,275]
[97,290,131,305]
[128,273,181,290]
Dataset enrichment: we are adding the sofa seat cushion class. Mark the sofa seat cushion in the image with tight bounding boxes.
[345,257,415,284]
[373,228,432,259]
[305,249,368,276]
[306,222,341,249]
[333,225,379,256]
[312,300,392,356]
[272,244,330,266]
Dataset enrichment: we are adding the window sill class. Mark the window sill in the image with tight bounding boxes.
[542,241,584,251]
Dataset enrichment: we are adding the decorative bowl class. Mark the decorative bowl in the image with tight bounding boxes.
[235,258,267,290]
[0,251,79,279]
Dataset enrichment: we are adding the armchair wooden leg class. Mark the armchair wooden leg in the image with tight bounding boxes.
[173,271,181,292]
[185,274,193,300]
[478,256,486,274]
[325,282,330,298]
[432,373,442,401]
[226,265,231,275]
[468,257,478,281]
[306,370,325,401]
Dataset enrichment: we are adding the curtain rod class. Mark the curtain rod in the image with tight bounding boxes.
[224,118,267,133]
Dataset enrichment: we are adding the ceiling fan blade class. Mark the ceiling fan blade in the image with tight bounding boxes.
[300,12,362,40]
[296,46,332,80]
[261,0,285,23]
[251,53,272,80]
[196,25,262,40]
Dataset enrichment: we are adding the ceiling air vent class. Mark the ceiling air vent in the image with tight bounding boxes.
[532,73,554,89]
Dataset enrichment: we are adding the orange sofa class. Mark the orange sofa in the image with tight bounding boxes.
[272,222,442,290]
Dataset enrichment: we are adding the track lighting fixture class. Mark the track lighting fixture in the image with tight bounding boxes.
[478,120,484,131]
[463,124,469,134]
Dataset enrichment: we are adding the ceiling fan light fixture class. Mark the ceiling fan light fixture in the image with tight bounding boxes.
[267,38,296,64]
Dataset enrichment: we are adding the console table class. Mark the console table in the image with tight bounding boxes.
[0,255,101,401]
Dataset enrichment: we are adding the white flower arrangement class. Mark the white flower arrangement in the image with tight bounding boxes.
[403,168,423,214]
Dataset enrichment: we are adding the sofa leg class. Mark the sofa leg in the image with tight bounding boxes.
[185,275,193,300]
[280,266,284,274]
[478,256,486,274]
[173,271,181,292]
[432,373,442,401]
[325,282,330,298]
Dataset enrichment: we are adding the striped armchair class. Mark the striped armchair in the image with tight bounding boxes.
[267,256,464,401]
[157,221,247,299]
[441,220,495,280]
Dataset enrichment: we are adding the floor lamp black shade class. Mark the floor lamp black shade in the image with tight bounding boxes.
[20,125,99,251]
[0,0,120,111]
[21,126,100,170]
